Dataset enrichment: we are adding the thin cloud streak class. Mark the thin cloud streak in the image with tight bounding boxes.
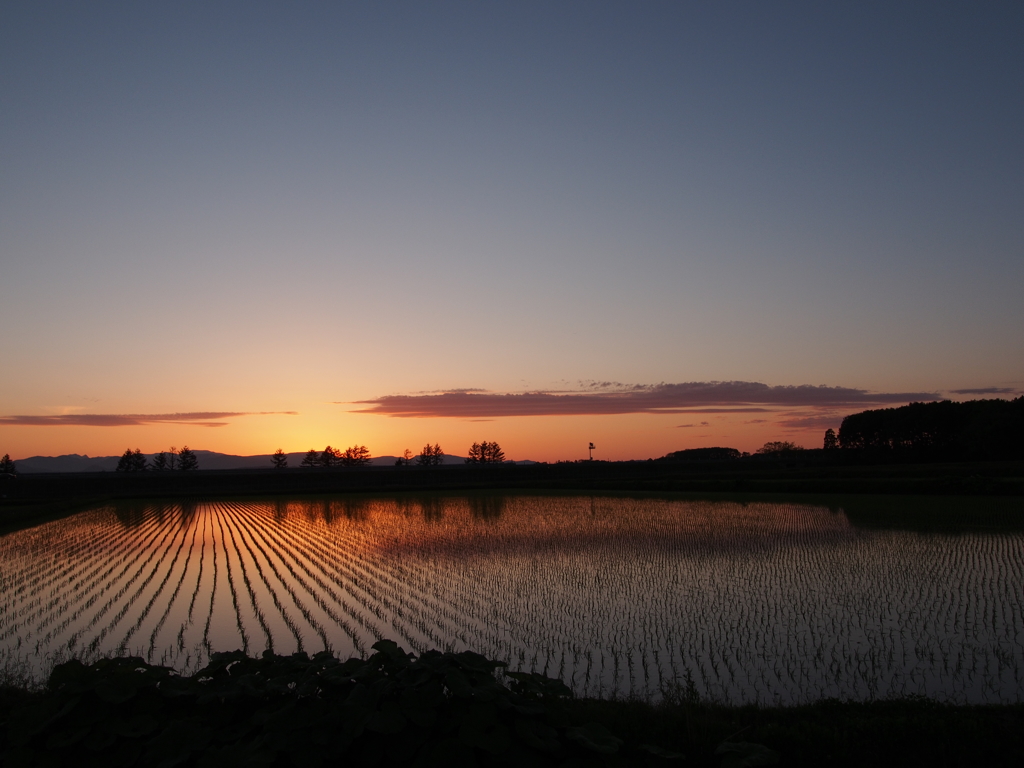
[354,382,938,419]
[949,387,1019,395]
[778,413,844,431]
[669,408,773,414]
[0,412,298,427]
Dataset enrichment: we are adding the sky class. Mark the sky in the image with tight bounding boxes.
[1,1,1022,463]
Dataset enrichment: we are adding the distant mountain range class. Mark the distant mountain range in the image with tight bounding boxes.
[12,451,488,473]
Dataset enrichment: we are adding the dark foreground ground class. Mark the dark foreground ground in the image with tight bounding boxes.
[3,457,1023,532]
[2,643,1022,768]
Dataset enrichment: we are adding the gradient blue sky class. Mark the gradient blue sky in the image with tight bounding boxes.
[2,2,1022,461]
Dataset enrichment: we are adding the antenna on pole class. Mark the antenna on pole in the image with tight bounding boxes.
[588,442,595,461]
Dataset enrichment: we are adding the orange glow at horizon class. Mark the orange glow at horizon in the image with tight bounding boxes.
[0,405,845,463]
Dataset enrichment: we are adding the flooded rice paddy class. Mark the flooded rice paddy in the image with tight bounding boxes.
[1,494,1022,704]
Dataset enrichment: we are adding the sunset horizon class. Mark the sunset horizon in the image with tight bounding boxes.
[4,380,1019,464]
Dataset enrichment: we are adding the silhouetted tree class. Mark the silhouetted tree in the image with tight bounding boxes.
[395,448,414,466]
[466,441,506,464]
[300,449,319,468]
[116,448,148,472]
[0,454,15,474]
[177,446,199,471]
[756,441,802,455]
[417,443,444,466]
[271,449,288,469]
[823,428,839,450]
[168,447,178,471]
[320,446,342,468]
[150,452,169,471]
[657,447,741,462]
[341,445,371,466]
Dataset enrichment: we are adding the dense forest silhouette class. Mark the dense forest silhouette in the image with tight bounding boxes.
[838,397,1024,460]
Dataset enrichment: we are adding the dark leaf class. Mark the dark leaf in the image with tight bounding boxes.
[514,718,561,753]
[367,700,407,734]
[640,743,686,760]
[445,669,474,699]
[715,741,780,767]
[565,722,624,754]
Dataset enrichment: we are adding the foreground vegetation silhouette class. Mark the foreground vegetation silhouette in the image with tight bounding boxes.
[0,641,681,767]
[4,641,1024,767]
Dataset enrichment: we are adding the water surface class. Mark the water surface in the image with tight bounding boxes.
[1,494,1021,704]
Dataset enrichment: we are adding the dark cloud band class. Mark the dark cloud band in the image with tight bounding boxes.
[354,382,938,419]
[949,387,1018,395]
[0,412,297,427]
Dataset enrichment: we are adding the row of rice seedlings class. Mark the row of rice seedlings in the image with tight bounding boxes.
[0,509,116,609]
[0,505,120,587]
[254,506,407,646]
[5,506,177,649]
[305,510,505,642]
[216,504,274,653]
[221,502,329,652]
[261,507,464,651]
[78,503,204,664]
[0,508,147,635]
[238,503,437,653]
[115,505,200,654]
[62,510,183,650]
[294,499,720,692]
[211,505,251,655]
[288,501,655,688]
[177,510,210,653]
[218,505,321,655]
[264,502,492,654]
[5,506,181,667]
[218,504,305,652]
[221,503,365,655]
[144,507,204,660]
[77,506,190,653]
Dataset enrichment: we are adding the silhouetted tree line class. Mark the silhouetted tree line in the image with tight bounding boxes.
[299,445,372,468]
[836,397,1024,460]
[756,441,802,455]
[417,443,444,466]
[657,447,743,462]
[465,441,505,464]
[116,448,148,472]
[116,446,198,472]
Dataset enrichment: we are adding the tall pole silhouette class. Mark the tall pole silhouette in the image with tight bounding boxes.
[588,442,595,461]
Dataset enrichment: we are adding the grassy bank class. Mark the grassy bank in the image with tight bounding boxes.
[2,644,1022,767]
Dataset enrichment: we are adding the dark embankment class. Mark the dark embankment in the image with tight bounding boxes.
[2,643,1021,767]
[3,457,1024,527]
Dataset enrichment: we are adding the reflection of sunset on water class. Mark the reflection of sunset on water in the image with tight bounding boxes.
[2,496,1022,705]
